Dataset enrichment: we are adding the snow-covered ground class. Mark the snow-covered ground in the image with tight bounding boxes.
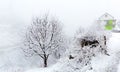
[0,32,120,72]
[24,32,120,72]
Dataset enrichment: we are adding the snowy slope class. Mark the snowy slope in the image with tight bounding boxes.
[0,32,120,72]
[25,32,120,72]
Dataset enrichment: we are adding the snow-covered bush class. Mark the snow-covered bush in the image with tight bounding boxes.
[64,21,112,72]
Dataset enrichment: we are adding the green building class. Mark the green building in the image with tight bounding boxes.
[99,13,116,30]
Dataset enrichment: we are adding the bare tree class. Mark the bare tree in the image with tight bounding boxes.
[23,15,65,67]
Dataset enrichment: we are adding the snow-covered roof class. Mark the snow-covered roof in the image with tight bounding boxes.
[99,13,115,20]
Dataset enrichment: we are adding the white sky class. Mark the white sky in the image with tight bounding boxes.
[0,0,120,47]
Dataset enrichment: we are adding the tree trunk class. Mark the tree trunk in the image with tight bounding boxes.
[104,36,106,45]
[44,58,47,67]
[43,54,48,67]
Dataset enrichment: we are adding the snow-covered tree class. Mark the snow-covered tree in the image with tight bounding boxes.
[23,15,66,67]
[66,21,111,71]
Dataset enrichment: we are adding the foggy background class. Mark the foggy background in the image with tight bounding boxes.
[0,0,120,48]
